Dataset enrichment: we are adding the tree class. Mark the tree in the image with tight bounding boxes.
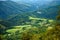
[0,24,6,34]
[42,6,60,40]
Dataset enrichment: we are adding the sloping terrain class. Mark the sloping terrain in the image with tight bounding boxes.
[0,1,60,27]
[0,1,37,20]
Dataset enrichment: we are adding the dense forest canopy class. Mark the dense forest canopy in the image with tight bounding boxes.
[0,0,60,40]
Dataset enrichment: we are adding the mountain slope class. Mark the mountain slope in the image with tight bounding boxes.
[0,1,37,20]
[0,1,60,27]
[32,5,60,19]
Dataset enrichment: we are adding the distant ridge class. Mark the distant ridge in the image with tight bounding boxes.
[0,1,60,27]
[0,1,37,20]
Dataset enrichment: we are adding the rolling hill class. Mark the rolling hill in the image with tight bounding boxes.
[0,1,60,27]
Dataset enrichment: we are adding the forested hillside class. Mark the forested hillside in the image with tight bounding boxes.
[0,0,60,40]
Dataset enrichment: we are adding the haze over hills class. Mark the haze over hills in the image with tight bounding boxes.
[0,1,37,20]
[0,1,60,27]
[0,1,60,20]
[0,1,60,40]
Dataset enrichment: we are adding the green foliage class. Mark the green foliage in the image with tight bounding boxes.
[1,17,59,40]
[41,10,60,40]
[0,24,6,34]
